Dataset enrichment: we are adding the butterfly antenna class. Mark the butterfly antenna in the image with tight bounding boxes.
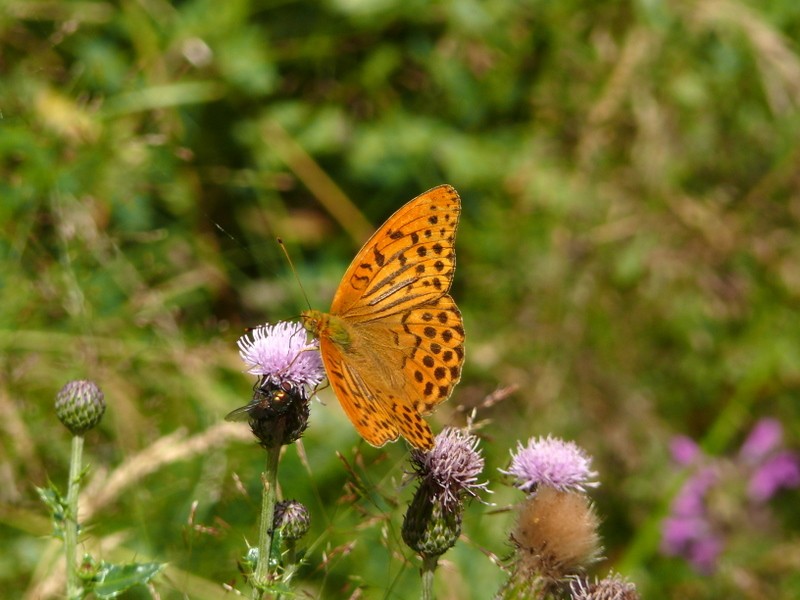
[277,237,313,310]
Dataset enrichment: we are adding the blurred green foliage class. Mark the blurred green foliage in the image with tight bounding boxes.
[2,0,800,598]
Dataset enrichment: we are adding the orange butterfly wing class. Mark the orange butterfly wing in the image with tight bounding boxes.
[313,185,464,450]
[317,335,401,447]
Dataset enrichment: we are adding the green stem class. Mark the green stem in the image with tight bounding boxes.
[251,444,282,599]
[65,435,84,600]
[285,539,296,566]
[420,554,438,600]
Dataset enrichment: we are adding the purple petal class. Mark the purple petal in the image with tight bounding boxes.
[237,321,324,387]
[739,418,783,464]
[500,436,599,493]
[661,514,723,574]
[748,451,800,502]
[670,435,701,466]
[672,467,717,517]
[661,515,709,553]
[688,535,723,574]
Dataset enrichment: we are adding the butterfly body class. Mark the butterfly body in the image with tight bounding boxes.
[302,185,465,450]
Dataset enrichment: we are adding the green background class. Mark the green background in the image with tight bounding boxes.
[2,0,800,597]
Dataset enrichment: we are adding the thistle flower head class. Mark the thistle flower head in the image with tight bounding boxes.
[55,380,106,436]
[502,435,599,494]
[237,321,324,388]
[402,427,489,558]
[273,499,311,542]
[409,426,490,512]
[569,572,640,600]
[402,488,463,558]
[231,321,325,448]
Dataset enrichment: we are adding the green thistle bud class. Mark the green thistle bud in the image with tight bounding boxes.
[237,547,259,578]
[402,483,463,558]
[273,500,310,542]
[77,553,100,583]
[55,380,105,436]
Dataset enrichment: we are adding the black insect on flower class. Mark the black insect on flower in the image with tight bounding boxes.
[228,321,325,448]
[226,380,303,422]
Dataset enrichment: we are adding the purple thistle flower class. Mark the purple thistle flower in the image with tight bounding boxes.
[502,435,599,494]
[232,321,325,448]
[403,428,490,558]
[570,572,640,600]
[748,450,800,503]
[409,427,491,512]
[237,321,324,389]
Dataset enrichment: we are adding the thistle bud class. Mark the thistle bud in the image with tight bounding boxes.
[402,427,489,558]
[55,380,105,436]
[273,500,311,542]
[402,482,463,558]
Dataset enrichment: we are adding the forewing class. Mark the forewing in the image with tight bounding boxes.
[331,185,460,320]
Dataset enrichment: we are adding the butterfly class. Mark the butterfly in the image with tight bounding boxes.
[301,185,465,450]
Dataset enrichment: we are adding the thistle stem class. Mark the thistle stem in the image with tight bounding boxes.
[251,444,282,599]
[65,434,84,600]
[420,554,438,600]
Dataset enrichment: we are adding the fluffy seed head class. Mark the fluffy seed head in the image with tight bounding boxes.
[512,485,603,579]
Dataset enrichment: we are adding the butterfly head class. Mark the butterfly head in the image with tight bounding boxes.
[301,309,354,349]
[300,309,324,336]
